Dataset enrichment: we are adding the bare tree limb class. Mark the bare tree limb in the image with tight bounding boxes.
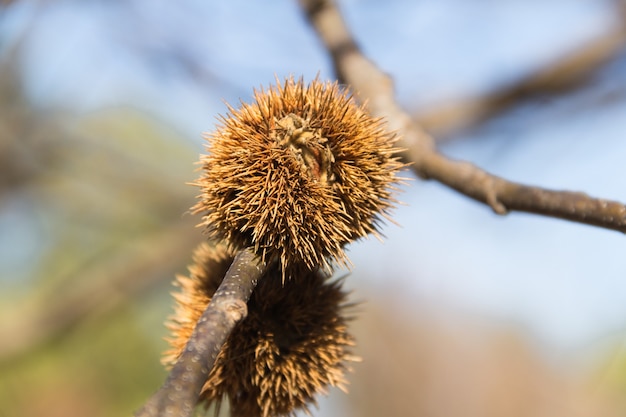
[0,218,203,364]
[299,0,626,233]
[414,20,626,138]
[135,247,268,417]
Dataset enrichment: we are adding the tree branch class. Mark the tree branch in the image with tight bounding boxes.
[299,0,626,233]
[135,247,268,417]
[415,20,626,137]
[0,219,202,364]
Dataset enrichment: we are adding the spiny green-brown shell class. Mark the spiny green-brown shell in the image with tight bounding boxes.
[193,77,401,275]
[163,242,357,417]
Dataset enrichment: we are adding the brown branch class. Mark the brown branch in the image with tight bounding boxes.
[299,0,626,233]
[414,22,626,138]
[0,218,203,364]
[135,247,268,417]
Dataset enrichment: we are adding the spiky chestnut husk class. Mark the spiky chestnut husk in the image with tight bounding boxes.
[163,242,357,417]
[193,76,402,275]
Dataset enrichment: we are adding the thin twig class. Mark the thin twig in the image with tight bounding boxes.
[0,219,202,364]
[299,0,626,233]
[135,247,268,417]
[415,22,626,137]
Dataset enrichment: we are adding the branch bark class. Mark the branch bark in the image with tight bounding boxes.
[135,247,268,417]
[414,22,626,137]
[299,0,626,233]
[413,0,626,139]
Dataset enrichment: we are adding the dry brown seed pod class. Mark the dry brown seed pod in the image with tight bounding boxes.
[193,76,402,276]
[163,242,357,417]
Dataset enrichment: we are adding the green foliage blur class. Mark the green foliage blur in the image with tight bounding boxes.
[0,54,205,414]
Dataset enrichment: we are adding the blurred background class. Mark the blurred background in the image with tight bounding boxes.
[2,0,626,416]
